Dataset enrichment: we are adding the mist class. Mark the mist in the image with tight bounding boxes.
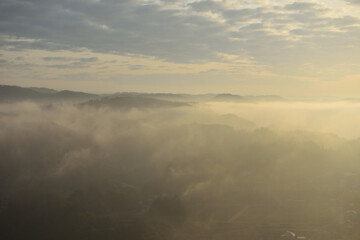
[1,99,360,240]
[205,101,360,139]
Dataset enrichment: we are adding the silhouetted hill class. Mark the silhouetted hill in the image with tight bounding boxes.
[108,92,216,102]
[82,96,190,109]
[0,85,49,101]
[0,84,284,104]
[53,90,98,101]
[213,93,284,102]
[214,93,244,101]
[30,87,58,94]
[0,85,99,103]
[244,95,284,101]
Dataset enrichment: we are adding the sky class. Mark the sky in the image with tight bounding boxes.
[1,0,360,96]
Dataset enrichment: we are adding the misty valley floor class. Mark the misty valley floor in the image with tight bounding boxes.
[1,97,360,240]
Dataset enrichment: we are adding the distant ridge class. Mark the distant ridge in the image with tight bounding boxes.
[0,84,285,103]
[30,87,58,94]
[243,95,284,101]
[53,90,98,101]
[0,85,99,103]
[108,92,216,102]
[0,85,46,101]
[213,93,284,102]
[82,96,190,109]
[214,93,244,101]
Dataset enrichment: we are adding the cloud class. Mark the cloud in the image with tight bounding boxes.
[78,57,99,63]
[188,0,225,13]
[0,0,357,66]
[284,2,321,11]
[43,57,73,61]
[344,0,360,5]
[41,57,99,69]
[128,64,146,70]
[0,0,232,63]
[1,100,360,239]
[1,0,360,92]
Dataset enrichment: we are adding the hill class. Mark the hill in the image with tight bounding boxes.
[81,95,190,109]
[213,93,284,102]
[0,85,99,103]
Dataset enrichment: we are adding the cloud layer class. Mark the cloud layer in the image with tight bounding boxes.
[1,0,360,64]
[1,0,360,94]
[1,101,360,239]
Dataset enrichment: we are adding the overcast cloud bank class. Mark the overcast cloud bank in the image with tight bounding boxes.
[1,100,360,239]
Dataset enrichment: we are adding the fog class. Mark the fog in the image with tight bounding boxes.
[1,100,360,240]
[206,101,360,139]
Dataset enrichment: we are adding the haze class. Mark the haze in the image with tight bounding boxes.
[2,0,360,239]
[1,90,360,239]
[206,101,360,139]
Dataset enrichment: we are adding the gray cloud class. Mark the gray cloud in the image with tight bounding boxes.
[78,57,98,63]
[0,0,360,70]
[188,0,224,13]
[0,55,100,70]
[45,57,99,69]
[43,56,98,63]
[0,0,231,62]
[43,57,73,61]
[45,64,81,69]
[344,0,360,4]
[128,64,146,70]
[285,2,321,11]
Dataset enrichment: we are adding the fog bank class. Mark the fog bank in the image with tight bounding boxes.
[1,100,360,239]
[205,101,360,139]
